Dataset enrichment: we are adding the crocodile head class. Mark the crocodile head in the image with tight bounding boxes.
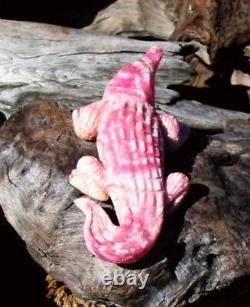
[103,45,164,105]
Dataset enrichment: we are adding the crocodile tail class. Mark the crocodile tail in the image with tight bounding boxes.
[75,197,162,263]
[104,45,164,104]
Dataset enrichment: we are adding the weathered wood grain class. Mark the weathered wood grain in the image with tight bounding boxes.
[157,100,250,130]
[84,0,179,39]
[0,19,194,118]
[1,19,249,132]
[84,0,250,61]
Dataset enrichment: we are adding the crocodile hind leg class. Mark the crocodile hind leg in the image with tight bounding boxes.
[159,113,190,151]
[164,172,189,211]
[72,100,103,141]
[69,155,109,201]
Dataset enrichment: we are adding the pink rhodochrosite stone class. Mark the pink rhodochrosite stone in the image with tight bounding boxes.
[69,46,190,263]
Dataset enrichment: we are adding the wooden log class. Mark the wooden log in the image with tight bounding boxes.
[0,19,194,118]
[1,19,249,132]
[0,100,250,307]
[84,0,250,61]
[158,100,250,130]
[84,0,180,39]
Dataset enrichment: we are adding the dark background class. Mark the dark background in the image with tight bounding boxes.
[0,1,115,28]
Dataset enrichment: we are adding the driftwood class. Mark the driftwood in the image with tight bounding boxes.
[0,19,250,131]
[85,0,250,58]
[0,100,250,307]
[84,0,179,39]
[84,0,250,91]
[159,100,250,130]
[0,19,194,119]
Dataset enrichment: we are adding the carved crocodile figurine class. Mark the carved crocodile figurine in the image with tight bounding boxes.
[69,46,189,263]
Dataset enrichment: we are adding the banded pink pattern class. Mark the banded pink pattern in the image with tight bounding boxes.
[70,46,189,263]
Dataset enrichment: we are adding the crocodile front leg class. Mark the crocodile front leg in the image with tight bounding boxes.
[70,100,109,200]
[159,113,190,151]
[72,100,103,141]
